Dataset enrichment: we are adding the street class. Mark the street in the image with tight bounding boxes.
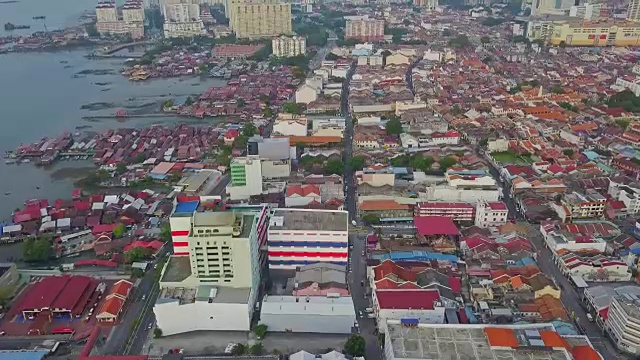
[481,150,622,359]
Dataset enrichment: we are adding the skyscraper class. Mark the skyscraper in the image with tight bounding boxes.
[228,0,292,39]
[629,0,640,22]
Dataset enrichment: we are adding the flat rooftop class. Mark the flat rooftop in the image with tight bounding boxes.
[192,212,254,238]
[269,209,348,232]
[158,285,250,305]
[160,256,192,283]
[261,295,356,316]
[386,322,575,360]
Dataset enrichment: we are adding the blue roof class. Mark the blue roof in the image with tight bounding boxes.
[175,201,199,214]
[372,251,458,263]
[448,169,488,176]
[400,318,419,325]
[582,151,600,160]
[0,351,48,360]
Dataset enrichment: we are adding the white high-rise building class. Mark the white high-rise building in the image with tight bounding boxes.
[569,3,602,20]
[272,35,306,57]
[163,2,206,37]
[629,0,640,22]
[155,204,270,335]
[95,1,145,39]
[413,0,437,11]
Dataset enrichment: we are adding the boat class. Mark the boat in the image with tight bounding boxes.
[5,160,15,165]
[4,22,30,31]
[21,158,30,163]
[32,16,46,20]
[4,192,9,196]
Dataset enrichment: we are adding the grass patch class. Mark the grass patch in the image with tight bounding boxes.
[492,151,532,164]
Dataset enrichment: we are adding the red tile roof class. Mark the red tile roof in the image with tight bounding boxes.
[414,216,460,236]
[286,184,321,197]
[376,289,441,310]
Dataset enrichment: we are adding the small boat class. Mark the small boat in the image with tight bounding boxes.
[21,159,30,163]
[4,192,10,196]
[5,160,15,165]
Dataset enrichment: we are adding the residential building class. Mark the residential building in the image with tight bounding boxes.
[229,0,292,39]
[163,3,206,38]
[381,321,602,360]
[358,200,412,220]
[373,289,446,327]
[273,113,308,136]
[345,16,384,42]
[554,248,630,282]
[475,200,509,228]
[606,294,640,355]
[569,3,603,20]
[246,136,290,160]
[560,190,607,220]
[267,208,349,269]
[95,1,145,39]
[615,75,640,97]
[272,35,306,57]
[285,184,321,207]
[629,0,640,22]
[415,202,475,223]
[413,0,437,11]
[228,156,264,200]
[609,177,640,214]
[157,204,269,335]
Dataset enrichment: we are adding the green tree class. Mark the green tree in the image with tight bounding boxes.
[132,268,145,278]
[133,153,146,164]
[153,327,163,338]
[385,118,403,135]
[551,85,565,94]
[361,214,380,225]
[184,96,194,106]
[160,223,171,243]
[232,343,247,356]
[563,149,575,157]
[283,102,305,114]
[615,119,631,129]
[163,99,174,109]
[249,342,264,355]
[198,63,208,73]
[344,334,366,357]
[242,123,258,138]
[254,324,268,339]
[448,35,471,48]
[439,156,458,171]
[22,237,52,262]
[237,98,246,107]
[85,23,99,37]
[125,247,150,263]
[480,36,491,44]
[481,17,505,26]
[326,52,339,61]
[558,102,576,112]
[479,138,489,147]
[116,163,127,175]
[325,159,345,175]
[349,156,366,171]
[113,223,126,238]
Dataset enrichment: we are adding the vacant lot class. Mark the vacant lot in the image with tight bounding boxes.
[492,151,532,164]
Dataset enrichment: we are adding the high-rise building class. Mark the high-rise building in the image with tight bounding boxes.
[413,0,438,11]
[163,2,206,37]
[272,35,306,57]
[569,3,603,20]
[95,1,145,39]
[228,0,292,39]
[155,202,269,335]
[267,208,349,269]
[227,152,291,200]
[629,0,640,22]
[345,16,385,42]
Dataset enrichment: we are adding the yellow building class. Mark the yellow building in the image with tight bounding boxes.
[549,21,640,46]
[229,0,292,39]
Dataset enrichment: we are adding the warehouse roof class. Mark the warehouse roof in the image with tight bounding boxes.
[17,275,93,313]
[414,216,460,236]
[261,295,356,317]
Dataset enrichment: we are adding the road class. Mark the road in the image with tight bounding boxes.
[480,149,622,359]
[103,265,161,355]
[339,60,381,360]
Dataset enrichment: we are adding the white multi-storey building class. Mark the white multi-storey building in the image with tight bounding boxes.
[95,1,145,39]
[629,0,640,22]
[606,294,640,355]
[163,3,206,37]
[272,35,306,57]
[267,209,348,269]
[474,200,509,228]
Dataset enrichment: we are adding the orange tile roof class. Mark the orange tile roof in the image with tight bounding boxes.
[98,296,124,317]
[110,279,132,299]
[539,330,570,349]
[510,275,525,289]
[359,200,409,211]
[571,345,601,360]
[484,328,519,347]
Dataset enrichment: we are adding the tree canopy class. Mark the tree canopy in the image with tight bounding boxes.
[385,118,403,135]
[23,237,52,262]
[439,156,458,171]
[282,102,305,114]
[125,247,151,263]
[349,156,366,171]
[325,159,345,175]
[242,123,258,138]
[344,334,366,357]
[113,223,126,238]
